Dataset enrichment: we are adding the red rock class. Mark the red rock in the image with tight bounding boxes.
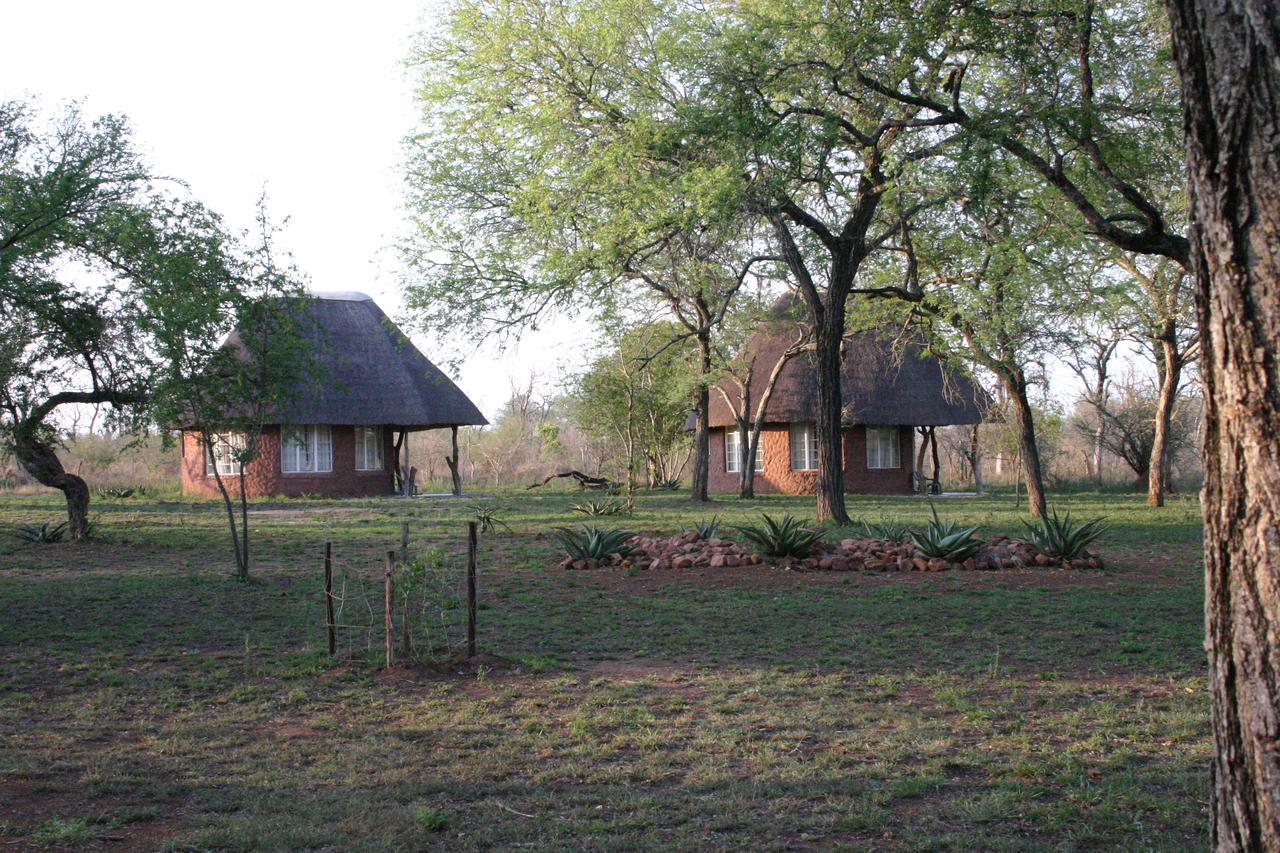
[927,558,948,571]
[818,557,833,570]
[571,559,587,570]
[912,556,928,571]
[1034,554,1052,566]
[724,555,739,568]
[829,558,850,572]
[961,557,977,570]
[709,554,726,568]
[896,558,913,572]
[674,556,694,569]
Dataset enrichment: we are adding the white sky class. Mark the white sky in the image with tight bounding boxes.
[2,2,1141,423]
[0,0,584,418]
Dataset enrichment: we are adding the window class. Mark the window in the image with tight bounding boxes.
[281,425,333,474]
[206,432,246,477]
[789,423,818,471]
[725,429,764,473]
[355,426,383,471]
[866,426,901,469]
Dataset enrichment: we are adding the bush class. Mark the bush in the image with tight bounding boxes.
[1023,508,1108,559]
[554,525,634,560]
[734,514,823,558]
[909,506,984,562]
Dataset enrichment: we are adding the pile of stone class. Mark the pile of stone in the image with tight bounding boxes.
[556,531,1102,572]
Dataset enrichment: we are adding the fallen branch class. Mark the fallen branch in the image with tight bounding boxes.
[526,470,619,491]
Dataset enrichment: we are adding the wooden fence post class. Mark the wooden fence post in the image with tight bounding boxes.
[467,521,477,658]
[324,541,336,656]
[384,550,395,670]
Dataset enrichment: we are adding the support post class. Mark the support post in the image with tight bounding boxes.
[383,550,395,670]
[401,432,411,497]
[467,521,477,658]
[324,541,335,656]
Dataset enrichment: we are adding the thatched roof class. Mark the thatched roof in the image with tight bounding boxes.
[708,323,987,429]
[229,292,487,429]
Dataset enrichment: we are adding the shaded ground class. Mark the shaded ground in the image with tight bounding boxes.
[0,489,1208,850]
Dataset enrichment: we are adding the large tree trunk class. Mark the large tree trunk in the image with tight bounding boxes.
[690,332,712,503]
[11,434,90,539]
[1148,339,1182,507]
[969,423,984,494]
[1003,375,1048,518]
[1093,420,1106,486]
[445,426,462,496]
[813,314,849,523]
[1167,0,1280,847]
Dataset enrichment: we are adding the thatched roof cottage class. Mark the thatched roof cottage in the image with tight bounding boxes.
[179,292,486,498]
[708,325,986,495]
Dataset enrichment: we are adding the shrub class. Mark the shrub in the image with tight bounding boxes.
[909,507,984,562]
[1023,508,1108,559]
[734,514,823,558]
[571,498,626,517]
[14,521,67,544]
[413,806,449,832]
[858,519,914,543]
[554,525,634,560]
[654,477,682,491]
[691,516,720,539]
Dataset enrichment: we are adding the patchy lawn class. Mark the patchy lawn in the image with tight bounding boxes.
[0,489,1208,850]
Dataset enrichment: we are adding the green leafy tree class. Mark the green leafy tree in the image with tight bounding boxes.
[0,101,234,538]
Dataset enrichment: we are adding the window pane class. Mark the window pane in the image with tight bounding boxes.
[314,426,332,473]
[867,427,900,469]
[790,424,816,471]
[725,430,739,473]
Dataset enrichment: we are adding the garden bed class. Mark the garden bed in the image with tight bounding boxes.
[556,531,1103,572]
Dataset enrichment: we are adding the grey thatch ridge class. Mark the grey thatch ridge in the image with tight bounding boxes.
[238,292,487,429]
[707,324,987,429]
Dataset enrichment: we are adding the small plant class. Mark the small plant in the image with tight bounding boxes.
[1023,508,1108,559]
[554,525,634,560]
[734,513,823,558]
[909,505,984,562]
[571,498,625,517]
[858,519,914,543]
[13,521,68,544]
[691,516,720,539]
[467,503,509,534]
[654,477,682,491]
[413,806,449,832]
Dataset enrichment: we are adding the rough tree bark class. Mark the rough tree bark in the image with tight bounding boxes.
[11,433,90,539]
[1165,0,1280,846]
[1004,373,1048,519]
[690,329,712,503]
[1148,334,1184,507]
[812,306,849,522]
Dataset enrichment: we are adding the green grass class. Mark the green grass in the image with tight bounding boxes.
[0,488,1208,849]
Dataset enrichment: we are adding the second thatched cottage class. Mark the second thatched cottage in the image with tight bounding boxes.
[706,325,986,495]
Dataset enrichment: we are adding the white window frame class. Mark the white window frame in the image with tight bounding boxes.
[725,429,764,474]
[354,426,383,472]
[206,432,246,477]
[866,426,901,469]
[281,425,333,474]
[789,423,818,471]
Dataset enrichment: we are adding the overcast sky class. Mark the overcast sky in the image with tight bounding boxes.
[0,0,585,418]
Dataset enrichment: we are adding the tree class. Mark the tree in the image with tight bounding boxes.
[1164,0,1280,845]
[1083,378,1196,489]
[1112,255,1199,506]
[149,205,312,581]
[0,101,234,538]
[1063,316,1126,485]
[712,299,809,499]
[569,321,695,491]
[402,0,773,504]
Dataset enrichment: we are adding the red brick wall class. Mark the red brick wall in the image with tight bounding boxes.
[180,426,394,498]
[707,424,914,495]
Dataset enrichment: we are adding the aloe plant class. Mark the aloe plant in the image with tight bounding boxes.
[691,516,720,539]
[554,525,634,561]
[858,519,914,543]
[1023,509,1108,559]
[570,498,626,517]
[909,506,984,562]
[734,514,823,558]
[14,521,68,544]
